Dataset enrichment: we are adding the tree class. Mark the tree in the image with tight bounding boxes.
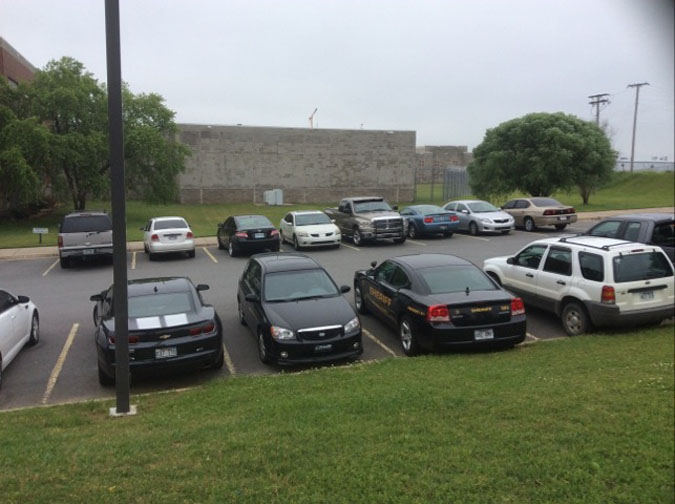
[468,112,616,204]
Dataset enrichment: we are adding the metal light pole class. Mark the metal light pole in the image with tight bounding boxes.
[105,0,133,416]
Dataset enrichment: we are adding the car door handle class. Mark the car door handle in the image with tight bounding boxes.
[525,273,534,278]
[556,280,566,286]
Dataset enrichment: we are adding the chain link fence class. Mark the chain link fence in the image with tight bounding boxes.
[442,166,471,201]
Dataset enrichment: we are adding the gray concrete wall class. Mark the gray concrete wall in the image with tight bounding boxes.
[177,124,416,204]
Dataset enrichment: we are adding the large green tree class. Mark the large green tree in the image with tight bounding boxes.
[468,112,616,204]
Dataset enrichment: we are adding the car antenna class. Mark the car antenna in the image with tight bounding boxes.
[465,286,470,296]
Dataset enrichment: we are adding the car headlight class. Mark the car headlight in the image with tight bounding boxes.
[297,231,309,237]
[270,326,294,340]
[480,218,492,223]
[344,316,360,333]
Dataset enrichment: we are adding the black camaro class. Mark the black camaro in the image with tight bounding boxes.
[217,215,280,257]
[353,253,526,355]
[237,252,362,365]
[91,277,223,385]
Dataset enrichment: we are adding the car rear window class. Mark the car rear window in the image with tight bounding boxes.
[418,265,496,294]
[236,216,273,229]
[612,252,674,283]
[154,219,188,230]
[128,292,194,318]
[531,198,562,207]
[60,215,112,233]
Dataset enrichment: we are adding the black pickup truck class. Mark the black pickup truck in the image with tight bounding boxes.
[324,197,407,246]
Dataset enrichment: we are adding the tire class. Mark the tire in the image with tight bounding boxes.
[561,301,590,336]
[469,221,479,236]
[399,316,420,357]
[98,363,115,386]
[144,244,149,254]
[148,252,156,261]
[59,256,70,269]
[279,230,286,244]
[352,227,362,246]
[228,241,237,257]
[486,272,502,287]
[238,300,247,326]
[217,236,224,250]
[408,224,417,239]
[555,224,567,231]
[443,232,453,238]
[501,230,510,235]
[393,236,407,244]
[93,307,99,326]
[293,235,301,250]
[27,313,40,346]
[524,217,536,232]
[258,332,271,364]
[354,284,369,315]
[211,346,225,370]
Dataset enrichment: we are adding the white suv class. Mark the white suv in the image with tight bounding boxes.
[483,236,674,335]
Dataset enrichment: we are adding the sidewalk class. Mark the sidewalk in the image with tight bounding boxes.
[0,207,672,261]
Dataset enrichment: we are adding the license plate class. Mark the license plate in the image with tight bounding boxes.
[558,216,568,221]
[440,225,447,230]
[168,235,177,240]
[254,233,265,239]
[83,249,94,255]
[155,347,177,359]
[639,291,654,300]
[474,329,494,340]
[315,344,332,352]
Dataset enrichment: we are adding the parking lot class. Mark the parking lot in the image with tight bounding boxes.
[0,222,596,411]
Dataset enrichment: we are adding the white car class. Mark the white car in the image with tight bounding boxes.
[279,211,341,250]
[0,289,39,388]
[142,217,195,259]
[483,236,674,335]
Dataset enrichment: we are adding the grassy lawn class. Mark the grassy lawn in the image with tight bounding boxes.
[1,326,673,503]
[0,172,672,249]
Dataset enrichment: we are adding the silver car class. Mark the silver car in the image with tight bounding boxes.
[443,200,515,235]
[58,211,113,268]
[142,216,196,259]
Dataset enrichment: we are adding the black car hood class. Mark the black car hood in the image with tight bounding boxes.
[264,295,356,330]
[426,289,511,305]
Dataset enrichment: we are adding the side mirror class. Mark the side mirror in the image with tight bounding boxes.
[366,269,375,277]
[462,210,469,214]
[17,295,30,303]
[392,205,399,211]
[331,219,336,223]
[245,293,260,303]
[506,257,515,265]
[370,261,377,268]
[90,294,103,302]
[196,284,210,292]
[340,285,351,294]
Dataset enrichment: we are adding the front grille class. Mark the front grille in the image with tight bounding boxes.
[297,325,343,341]
[449,302,511,327]
[310,232,334,238]
[493,219,509,224]
[373,218,403,231]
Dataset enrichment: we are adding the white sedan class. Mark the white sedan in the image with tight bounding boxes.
[142,217,195,259]
[279,211,341,250]
[0,289,39,388]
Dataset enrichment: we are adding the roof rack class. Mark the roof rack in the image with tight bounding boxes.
[558,236,633,251]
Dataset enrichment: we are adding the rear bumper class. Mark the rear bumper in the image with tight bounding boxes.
[148,239,195,253]
[60,247,113,258]
[420,222,460,234]
[585,302,675,327]
[535,215,578,227]
[235,237,279,252]
[419,317,527,350]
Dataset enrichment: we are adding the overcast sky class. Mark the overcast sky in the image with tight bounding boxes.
[1,0,673,160]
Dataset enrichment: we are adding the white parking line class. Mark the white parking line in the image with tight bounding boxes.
[131,251,137,270]
[362,328,397,357]
[42,323,79,404]
[222,343,236,376]
[526,332,539,341]
[202,247,218,263]
[341,243,360,252]
[42,258,59,277]
[462,234,490,242]
[407,239,427,246]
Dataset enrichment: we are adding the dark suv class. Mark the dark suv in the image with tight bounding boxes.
[58,211,113,268]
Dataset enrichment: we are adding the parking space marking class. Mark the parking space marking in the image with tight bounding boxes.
[461,234,490,242]
[42,258,59,277]
[131,251,137,270]
[223,343,236,376]
[42,322,79,404]
[407,239,427,246]
[526,332,539,341]
[362,328,397,357]
[341,243,360,252]
[202,247,218,263]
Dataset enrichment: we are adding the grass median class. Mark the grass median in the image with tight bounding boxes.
[1,325,673,503]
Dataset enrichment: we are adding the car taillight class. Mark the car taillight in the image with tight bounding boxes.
[450,215,459,222]
[108,334,139,344]
[426,304,450,323]
[543,210,554,216]
[190,322,216,336]
[423,217,433,223]
[186,231,194,238]
[235,231,248,238]
[151,234,159,241]
[511,297,525,316]
[569,208,575,214]
[270,230,279,236]
[58,236,63,249]
[601,286,615,304]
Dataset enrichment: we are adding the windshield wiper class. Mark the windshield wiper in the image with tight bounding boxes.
[292,294,336,301]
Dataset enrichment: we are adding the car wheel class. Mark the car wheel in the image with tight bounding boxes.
[228,241,237,257]
[354,284,369,315]
[98,363,115,386]
[555,224,567,231]
[148,252,155,261]
[258,332,271,364]
[443,232,453,238]
[469,221,479,236]
[188,249,196,258]
[211,346,225,370]
[501,230,510,235]
[293,235,301,250]
[27,312,40,346]
[59,256,70,269]
[486,272,502,286]
[408,224,417,239]
[144,244,149,254]
[217,235,224,250]
[238,300,247,326]
[399,316,420,357]
[352,227,362,246]
[561,301,590,336]
[524,217,536,232]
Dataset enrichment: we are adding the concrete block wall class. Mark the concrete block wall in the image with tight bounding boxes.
[177,124,416,204]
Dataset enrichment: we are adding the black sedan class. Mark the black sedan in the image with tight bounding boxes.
[237,253,362,365]
[91,277,223,385]
[353,254,526,355]
[217,215,280,257]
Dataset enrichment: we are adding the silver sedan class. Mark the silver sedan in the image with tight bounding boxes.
[443,200,515,235]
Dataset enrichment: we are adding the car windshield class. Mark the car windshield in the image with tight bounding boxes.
[414,205,445,215]
[418,265,497,294]
[264,269,339,302]
[236,216,273,229]
[612,252,674,283]
[531,198,562,207]
[296,213,331,226]
[61,215,112,233]
[154,219,188,230]
[467,202,498,213]
[128,292,194,318]
[353,200,392,212]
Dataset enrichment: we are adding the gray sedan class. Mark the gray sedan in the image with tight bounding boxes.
[443,200,515,235]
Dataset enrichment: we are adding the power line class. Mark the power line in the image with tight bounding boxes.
[588,92,611,125]
[627,82,649,172]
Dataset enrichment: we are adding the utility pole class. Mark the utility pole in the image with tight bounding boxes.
[627,82,649,172]
[588,92,610,125]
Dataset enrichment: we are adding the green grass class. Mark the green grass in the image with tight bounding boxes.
[1,326,673,503]
[415,171,675,210]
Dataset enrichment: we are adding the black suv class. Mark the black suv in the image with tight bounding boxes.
[58,211,114,268]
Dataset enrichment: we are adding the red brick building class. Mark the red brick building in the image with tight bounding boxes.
[0,37,36,87]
